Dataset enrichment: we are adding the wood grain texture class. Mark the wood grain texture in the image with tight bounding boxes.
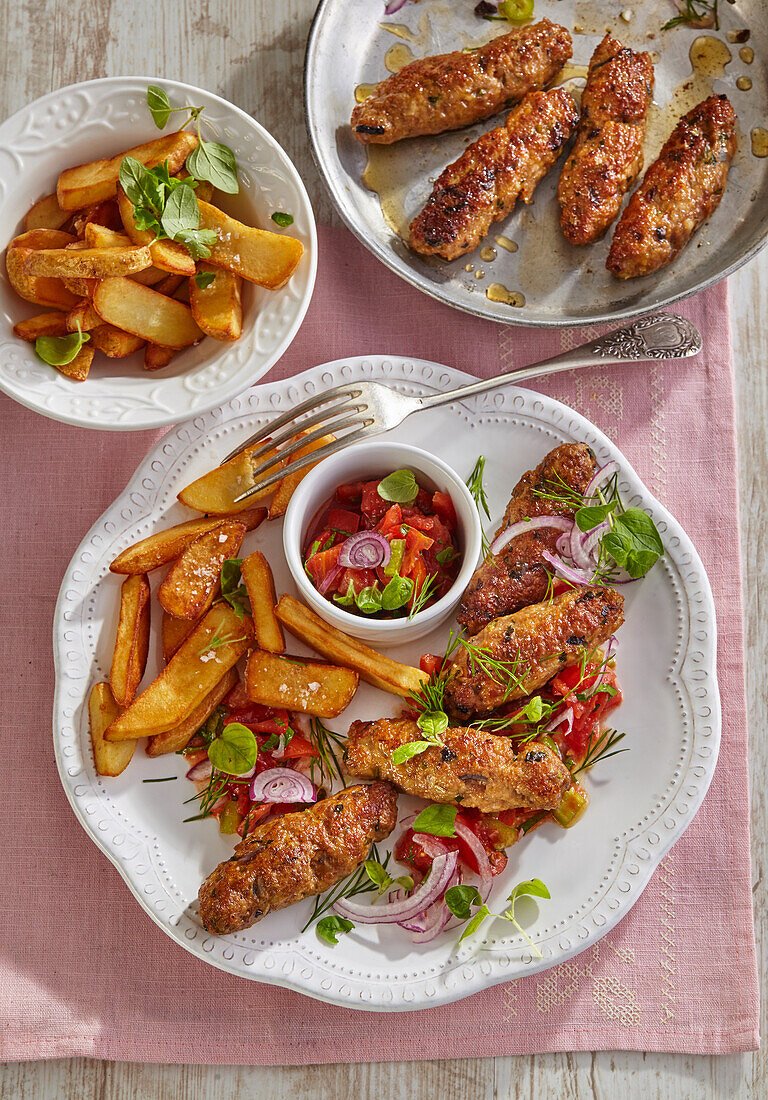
[0,0,764,1096]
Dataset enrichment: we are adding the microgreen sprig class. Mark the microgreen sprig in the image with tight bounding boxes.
[466,455,492,555]
[662,0,719,31]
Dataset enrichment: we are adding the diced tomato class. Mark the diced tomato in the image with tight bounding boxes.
[377,503,402,537]
[305,543,341,587]
[280,733,320,759]
[408,558,428,610]
[360,480,391,524]
[432,491,457,528]
[394,829,433,876]
[415,488,432,513]
[402,527,433,576]
[550,666,622,765]
[224,681,252,710]
[328,508,360,535]
[335,481,364,504]
[395,815,508,879]
[334,566,377,596]
[551,664,586,696]
[420,653,443,676]
[236,803,271,837]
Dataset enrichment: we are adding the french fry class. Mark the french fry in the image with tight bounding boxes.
[24,244,152,279]
[116,185,196,276]
[153,273,185,296]
[25,193,69,232]
[110,508,267,574]
[245,649,358,717]
[145,667,238,757]
[89,324,144,358]
[71,199,123,236]
[177,442,282,514]
[6,229,80,309]
[55,345,94,382]
[276,595,428,698]
[92,277,202,347]
[197,200,303,288]
[176,169,214,203]
[104,603,253,741]
[110,574,151,707]
[144,343,177,371]
[268,432,336,519]
[66,299,102,332]
[89,682,135,777]
[240,551,284,654]
[83,223,133,249]
[158,520,247,620]
[62,276,98,298]
[57,131,198,210]
[130,266,169,287]
[13,312,69,341]
[161,610,199,663]
[189,266,242,342]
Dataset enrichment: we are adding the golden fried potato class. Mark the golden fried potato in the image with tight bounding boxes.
[189,267,243,342]
[198,200,303,288]
[25,193,69,232]
[145,667,238,757]
[55,345,94,382]
[57,131,198,210]
[245,649,358,717]
[89,682,135,776]
[70,199,122,236]
[144,343,177,371]
[24,244,152,279]
[89,324,145,358]
[268,432,336,519]
[158,520,247,620]
[116,185,196,276]
[92,277,202,347]
[177,443,281,514]
[110,508,266,574]
[110,574,151,707]
[61,275,98,298]
[83,223,133,249]
[6,229,80,309]
[66,300,102,332]
[240,551,284,654]
[161,610,199,663]
[12,312,69,341]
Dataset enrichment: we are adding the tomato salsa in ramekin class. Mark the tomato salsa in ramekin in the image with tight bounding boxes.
[301,468,462,619]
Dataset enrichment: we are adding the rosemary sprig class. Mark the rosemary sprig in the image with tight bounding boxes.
[301,843,391,931]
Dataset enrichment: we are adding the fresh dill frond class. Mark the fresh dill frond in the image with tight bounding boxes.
[570,728,628,777]
[408,572,440,620]
[308,717,348,788]
[662,0,719,31]
[466,455,492,555]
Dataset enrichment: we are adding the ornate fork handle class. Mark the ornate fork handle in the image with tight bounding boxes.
[420,313,702,410]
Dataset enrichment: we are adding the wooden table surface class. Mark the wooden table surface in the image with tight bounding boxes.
[0,1,763,1096]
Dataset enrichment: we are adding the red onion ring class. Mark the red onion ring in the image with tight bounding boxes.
[250,767,316,805]
[412,832,450,860]
[583,460,619,501]
[545,705,574,735]
[541,549,595,587]
[384,0,410,12]
[186,759,212,783]
[490,516,573,557]
[317,562,343,595]
[453,821,493,885]
[338,531,391,570]
[334,851,458,924]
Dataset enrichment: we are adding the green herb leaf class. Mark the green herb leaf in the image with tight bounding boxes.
[391,740,431,765]
[575,500,617,532]
[207,722,258,774]
[187,140,239,193]
[316,915,354,945]
[444,884,483,921]
[521,695,545,723]
[417,710,448,739]
[271,211,294,227]
[459,905,492,943]
[436,546,458,566]
[174,227,217,260]
[35,328,90,367]
[218,558,250,619]
[147,85,173,128]
[381,574,414,611]
[354,586,382,615]
[413,803,458,837]
[601,508,664,579]
[377,468,418,504]
[161,182,201,239]
[195,270,216,289]
[333,580,357,607]
[502,878,551,957]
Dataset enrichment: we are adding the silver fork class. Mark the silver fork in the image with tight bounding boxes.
[227,312,701,503]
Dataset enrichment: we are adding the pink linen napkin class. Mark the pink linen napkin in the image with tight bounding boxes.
[0,225,757,1062]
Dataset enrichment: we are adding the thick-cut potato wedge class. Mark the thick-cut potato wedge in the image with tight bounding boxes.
[89,324,144,358]
[177,443,281,514]
[66,299,102,332]
[6,230,80,309]
[276,595,428,698]
[176,170,214,203]
[110,574,151,707]
[189,266,243,342]
[198,200,303,289]
[57,131,198,210]
[92,277,202,347]
[268,432,336,519]
[110,508,267,574]
[89,682,135,776]
[13,312,69,341]
[144,343,177,371]
[241,551,284,654]
[24,245,152,280]
[104,603,253,741]
[145,667,238,757]
[161,610,199,663]
[116,186,196,276]
[84,223,133,249]
[245,649,358,717]
[158,520,247,619]
[62,276,98,298]
[56,345,94,382]
[71,200,122,236]
[130,266,168,287]
[154,273,185,296]
[25,193,69,232]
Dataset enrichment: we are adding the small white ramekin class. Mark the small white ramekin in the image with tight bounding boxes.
[283,441,482,645]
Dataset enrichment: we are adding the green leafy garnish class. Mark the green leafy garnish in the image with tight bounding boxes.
[446,878,551,953]
[391,740,432,764]
[302,843,390,932]
[417,710,448,739]
[118,157,215,260]
[207,722,258,774]
[147,85,174,128]
[381,574,413,611]
[502,878,550,957]
[574,500,617,531]
[218,558,250,619]
[35,326,90,367]
[436,545,459,566]
[199,630,247,654]
[408,572,440,619]
[364,859,414,897]
[186,140,239,194]
[445,884,483,921]
[355,585,382,615]
[271,211,294,227]
[316,915,354,945]
[333,580,357,607]
[570,727,628,777]
[308,717,347,788]
[466,455,491,555]
[195,270,216,289]
[413,804,458,837]
[377,468,418,504]
[601,509,664,579]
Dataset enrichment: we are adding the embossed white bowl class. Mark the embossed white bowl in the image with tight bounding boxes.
[0,76,317,430]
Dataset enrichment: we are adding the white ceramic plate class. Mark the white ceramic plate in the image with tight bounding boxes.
[53,356,720,1011]
[305,0,768,327]
[0,76,317,430]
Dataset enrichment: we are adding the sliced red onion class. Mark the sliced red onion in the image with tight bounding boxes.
[334,851,459,924]
[583,460,620,501]
[338,531,391,570]
[541,549,595,587]
[412,832,450,860]
[250,767,317,805]
[546,705,574,735]
[384,0,410,12]
[490,516,573,557]
[408,894,453,943]
[454,821,492,885]
[186,759,212,783]
[317,562,343,595]
[579,520,611,564]
[569,521,594,570]
[555,532,570,556]
[590,635,618,694]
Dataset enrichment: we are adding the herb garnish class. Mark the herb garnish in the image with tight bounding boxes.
[408,572,440,619]
[207,722,258,774]
[198,630,247,655]
[146,86,239,193]
[445,877,551,953]
[142,775,178,783]
[662,0,719,31]
[35,324,90,367]
[413,803,458,837]
[316,915,354,945]
[195,270,216,289]
[570,728,628,777]
[302,843,391,934]
[218,558,251,619]
[118,156,216,260]
[308,717,347,788]
[271,211,294,227]
[377,468,419,504]
[466,456,492,555]
[364,858,414,897]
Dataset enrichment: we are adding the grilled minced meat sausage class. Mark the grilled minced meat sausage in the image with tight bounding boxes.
[198,783,398,934]
[351,19,572,145]
[409,88,579,260]
[345,718,570,813]
[558,34,654,245]
[458,443,596,636]
[607,94,737,279]
[445,586,624,721]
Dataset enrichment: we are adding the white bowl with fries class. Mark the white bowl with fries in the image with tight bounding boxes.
[0,76,316,430]
[283,440,483,645]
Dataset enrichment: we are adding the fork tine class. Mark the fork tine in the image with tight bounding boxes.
[249,413,372,481]
[219,385,362,465]
[244,399,368,469]
[233,428,370,502]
